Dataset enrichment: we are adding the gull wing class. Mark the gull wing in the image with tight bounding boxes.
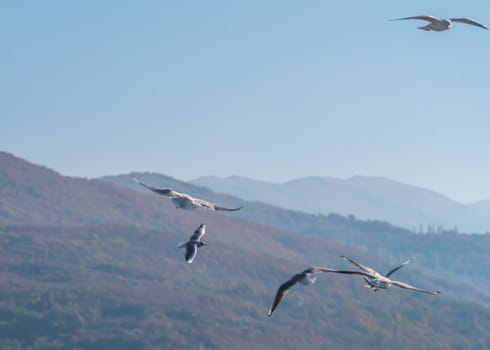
[190,224,206,241]
[385,258,412,278]
[449,18,488,30]
[267,275,300,317]
[340,256,378,277]
[390,15,440,23]
[185,244,198,263]
[213,204,243,212]
[315,267,372,278]
[192,197,243,212]
[132,177,178,197]
[390,280,441,295]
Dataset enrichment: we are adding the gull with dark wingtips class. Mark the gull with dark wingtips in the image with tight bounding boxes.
[391,15,488,31]
[178,224,207,263]
[133,177,243,211]
[338,255,440,295]
[362,258,412,291]
[267,257,439,316]
[267,266,355,316]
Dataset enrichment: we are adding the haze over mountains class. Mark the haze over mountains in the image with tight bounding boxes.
[2,151,490,349]
[192,175,490,233]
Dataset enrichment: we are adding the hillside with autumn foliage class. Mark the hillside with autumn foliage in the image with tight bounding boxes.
[1,151,490,349]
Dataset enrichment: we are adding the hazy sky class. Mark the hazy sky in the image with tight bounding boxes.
[2,0,489,203]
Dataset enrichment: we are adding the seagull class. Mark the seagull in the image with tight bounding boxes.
[268,266,345,316]
[338,255,440,295]
[267,259,439,316]
[391,15,488,31]
[178,224,207,263]
[362,258,412,292]
[132,177,243,211]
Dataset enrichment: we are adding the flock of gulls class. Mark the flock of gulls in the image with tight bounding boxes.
[128,10,487,319]
[133,176,441,317]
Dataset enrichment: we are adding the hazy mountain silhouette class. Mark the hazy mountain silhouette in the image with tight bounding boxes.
[192,175,490,233]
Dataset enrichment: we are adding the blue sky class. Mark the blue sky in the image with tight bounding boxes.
[1,0,489,203]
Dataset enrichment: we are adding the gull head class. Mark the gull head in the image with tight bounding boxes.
[442,19,452,28]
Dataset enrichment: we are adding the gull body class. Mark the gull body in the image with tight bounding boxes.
[178,224,207,263]
[132,177,243,212]
[391,15,488,31]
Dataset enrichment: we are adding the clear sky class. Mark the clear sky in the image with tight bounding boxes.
[1,0,489,203]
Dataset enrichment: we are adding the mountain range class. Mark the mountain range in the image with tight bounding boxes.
[1,150,490,349]
[191,175,490,233]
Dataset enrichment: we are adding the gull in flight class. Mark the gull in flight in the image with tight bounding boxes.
[362,258,412,292]
[268,266,345,316]
[391,15,488,31]
[178,224,207,263]
[132,177,243,211]
[337,255,440,295]
[267,258,439,316]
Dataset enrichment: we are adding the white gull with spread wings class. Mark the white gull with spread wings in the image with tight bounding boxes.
[391,15,488,31]
[337,255,440,295]
[361,258,412,292]
[132,177,243,211]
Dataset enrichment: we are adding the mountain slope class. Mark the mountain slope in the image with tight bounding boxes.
[2,224,490,349]
[0,151,173,227]
[2,151,490,349]
[0,153,328,263]
[192,175,490,233]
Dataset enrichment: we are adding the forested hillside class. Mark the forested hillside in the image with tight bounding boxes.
[2,151,490,349]
[1,225,489,349]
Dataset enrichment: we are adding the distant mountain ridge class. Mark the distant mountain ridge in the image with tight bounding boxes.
[191,175,490,233]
